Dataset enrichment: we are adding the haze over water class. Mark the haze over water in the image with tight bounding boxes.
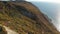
[30,2,60,32]
[25,0,60,32]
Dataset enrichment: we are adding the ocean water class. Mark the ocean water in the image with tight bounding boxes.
[30,2,60,32]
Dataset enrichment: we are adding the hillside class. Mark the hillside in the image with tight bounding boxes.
[0,1,59,34]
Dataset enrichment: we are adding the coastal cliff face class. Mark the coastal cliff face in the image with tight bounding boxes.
[0,1,59,34]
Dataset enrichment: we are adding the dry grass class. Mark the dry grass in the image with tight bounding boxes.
[0,1,59,34]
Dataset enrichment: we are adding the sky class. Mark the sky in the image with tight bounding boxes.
[26,0,60,4]
[26,0,60,32]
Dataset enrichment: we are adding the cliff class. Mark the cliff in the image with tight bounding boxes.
[0,1,59,34]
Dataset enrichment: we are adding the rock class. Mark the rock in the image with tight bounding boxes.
[0,26,7,34]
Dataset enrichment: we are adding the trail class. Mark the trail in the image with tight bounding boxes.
[4,26,18,34]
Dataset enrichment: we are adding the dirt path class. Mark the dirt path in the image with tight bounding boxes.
[4,26,18,34]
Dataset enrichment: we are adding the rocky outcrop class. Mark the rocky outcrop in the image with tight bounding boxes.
[0,1,59,34]
[0,26,7,34]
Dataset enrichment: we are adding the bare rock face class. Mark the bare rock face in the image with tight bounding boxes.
[0,1,60,34]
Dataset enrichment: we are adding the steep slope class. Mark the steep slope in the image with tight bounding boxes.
[0,1,59,34]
